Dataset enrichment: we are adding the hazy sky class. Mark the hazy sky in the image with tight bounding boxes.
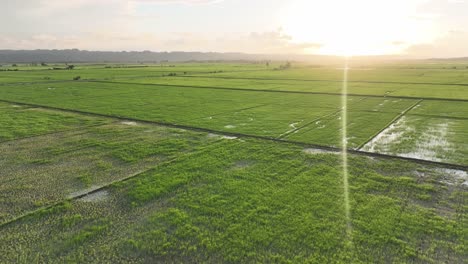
[2,0,468,57]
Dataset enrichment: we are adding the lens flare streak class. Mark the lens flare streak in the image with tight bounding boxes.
[341,57,352,241]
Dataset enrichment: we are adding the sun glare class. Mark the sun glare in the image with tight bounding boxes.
[282,0,437,56]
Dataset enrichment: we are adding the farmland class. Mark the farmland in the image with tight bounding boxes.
[0,61,467,262]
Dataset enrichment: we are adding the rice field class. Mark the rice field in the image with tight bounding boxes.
[0,61,466,262]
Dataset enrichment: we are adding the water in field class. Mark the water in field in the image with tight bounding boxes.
[436,168,468,186]
[79,190,109,202]
[302,148,338,155]
[121,121,138,126]
[361,115,466,165]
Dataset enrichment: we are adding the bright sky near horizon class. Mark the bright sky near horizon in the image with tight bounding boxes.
[1,0,468,57]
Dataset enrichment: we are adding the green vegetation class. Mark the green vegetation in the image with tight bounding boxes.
[0,118,217,223]
[0,139,465,263]
[0,102,108,142]
[0,61,466,262]
[0,63,268,84]
[1,67,465,164]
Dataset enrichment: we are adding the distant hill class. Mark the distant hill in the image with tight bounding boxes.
[2,49,466,64]
[0,49,341,63]
[428,57,468,61]
[0,49,352,63]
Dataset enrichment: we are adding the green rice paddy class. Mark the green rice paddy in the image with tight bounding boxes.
[0,61,466,262]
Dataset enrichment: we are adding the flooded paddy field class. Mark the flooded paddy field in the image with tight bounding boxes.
[361,115,467,164]
[361,99,468,165]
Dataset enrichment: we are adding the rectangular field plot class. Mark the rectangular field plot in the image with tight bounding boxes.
[181,67,468,100]
[190,105,335,138]
[347,82,468,100]
[186,96,343,138]
[0,139,465,263]
[361,115,468,165]
[116,73,468,100]
[116,75,343,92]
[0,63,267,83]
[346,97,419,114]
[188,67,345,81]
[0,82,426,149]
[0,82,264,122]
[120,76,467,100]
[199,66,468,85]
[285,98,418,148]
[388,84,468,100]
[0,121,219,223]
[286,111,400,148]
[0,102,108,142]
[1,78,466,155]
[408,100,468,119]
[0,81,343,130]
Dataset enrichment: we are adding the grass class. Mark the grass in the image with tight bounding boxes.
[0,102,108,142]
[1,63,466,164]
[0,139,465,263]
[409,100,468,119]
[0,118,218,223]
[115,74,468,99]
[0,63,269,83]
[0,64,468,157]
[195,65,468,85]
[1,81,454,151]
[0,62,466,262]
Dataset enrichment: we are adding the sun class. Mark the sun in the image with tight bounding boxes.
[282,0,437,56]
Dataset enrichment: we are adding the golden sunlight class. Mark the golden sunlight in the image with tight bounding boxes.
[282,0,438,56]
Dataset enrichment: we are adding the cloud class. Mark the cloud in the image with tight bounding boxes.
[1,0,137,36]
[1,0,466,56]
[391,41,406,46]
[0,29,321,54]
[157,29,322,54]
[0,1,313,55]
[131,0,223,4]
[243,30,322,54]
[405,30,468,57]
